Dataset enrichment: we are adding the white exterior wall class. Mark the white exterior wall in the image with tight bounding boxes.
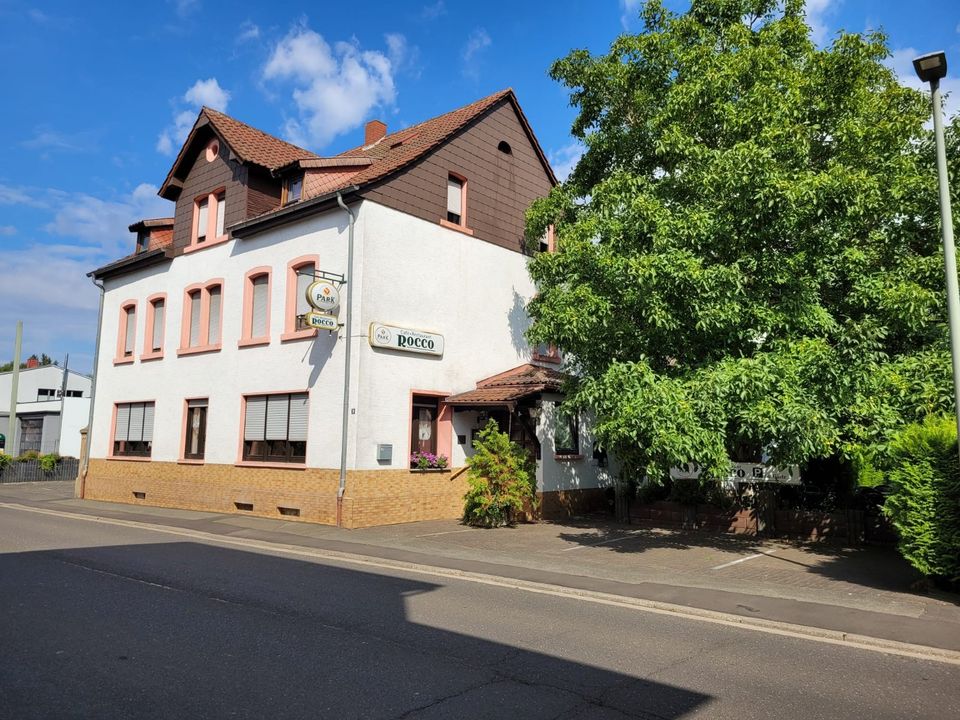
[89,199,611,493]
[536,395,614,494]
[0,366,90,410]
[90,208,351,467]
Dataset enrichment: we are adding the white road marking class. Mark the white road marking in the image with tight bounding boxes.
[1,501,957,666]
[415,528,477,538]
[711,548,778,570]
[561,529,646,551]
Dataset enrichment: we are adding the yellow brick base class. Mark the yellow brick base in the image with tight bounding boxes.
[83,459,471,529]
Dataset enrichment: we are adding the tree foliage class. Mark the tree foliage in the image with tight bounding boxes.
[526,0,959,482]
[463,420,537,527]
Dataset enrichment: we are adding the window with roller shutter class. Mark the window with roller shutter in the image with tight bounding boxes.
[112,401,155,457]
[242,392,308,463]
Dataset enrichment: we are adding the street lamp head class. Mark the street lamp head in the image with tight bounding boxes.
[913,51,947,84]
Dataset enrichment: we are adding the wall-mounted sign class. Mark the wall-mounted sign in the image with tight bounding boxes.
[368,323,444,356]
[306,280,341,314]
[305,312,340,331]
[670,462,801,486]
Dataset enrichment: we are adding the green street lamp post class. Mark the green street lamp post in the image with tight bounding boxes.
[914,51,960,461]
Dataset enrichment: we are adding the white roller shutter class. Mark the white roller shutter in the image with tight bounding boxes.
[124,307,136,355]
[208,286,222,345]
[152,301,165,351]
[196,200,208,240]
[215,195,225,237]
[142,403,155,442]
[114,404,130,441]
[288,393,309,442]
[447,177,462,216]
[296,266,313,317]
[251,275,269,337]
[128,403,145,442]
[265,395,289,440]
[189,291,202,347]
[244,396,266,441]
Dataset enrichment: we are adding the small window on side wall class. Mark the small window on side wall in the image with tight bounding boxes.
[446,175,464,225]
[184,398,208,460]
[196,199,209,243]
[554,405,579,456]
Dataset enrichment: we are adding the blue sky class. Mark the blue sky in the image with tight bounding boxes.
[1,0,959,374]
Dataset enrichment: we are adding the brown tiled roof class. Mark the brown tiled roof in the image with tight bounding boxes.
[127,217,174,232]
[445,364,567,406]
[202,107,318,171]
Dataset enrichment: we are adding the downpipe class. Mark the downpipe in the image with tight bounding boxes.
[336,192,356,527]
[79,276,105,498]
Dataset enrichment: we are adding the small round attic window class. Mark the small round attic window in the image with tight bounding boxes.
[497,141,512,154]
[205,139,219,162]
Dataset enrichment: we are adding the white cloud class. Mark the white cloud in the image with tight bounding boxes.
[183,78,230,110]
[805,0,837,46]
[619,0,641,31]
[262,25,400,148]
[156,79,230,155]
[549,142,585,182]
[461,28,491,80]
[0,184,173,374]
[236,20,260,44]
[0,225,16,236]
[0,183,44,207]
[171,0,200,18]
[888,47,960,124]
[421,1,446,20]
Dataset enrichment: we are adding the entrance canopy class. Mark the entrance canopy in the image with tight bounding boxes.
[444,363,566,410]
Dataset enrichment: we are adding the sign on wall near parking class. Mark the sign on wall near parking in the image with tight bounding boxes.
[670,462,801,485]
[368,323,444,356]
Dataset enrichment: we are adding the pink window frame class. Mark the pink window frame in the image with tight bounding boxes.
[439,171,473,236]
[106,399,156,462]
[240,266,273,347]
[235,390,310,469]
[282,254,320,342]
[407,390,453,467]
[185,187,229,254]
[141,293,167,361]
[114,300,137,365]
[178,278,225,356]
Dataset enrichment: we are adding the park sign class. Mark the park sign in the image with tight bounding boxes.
[671,462,801,486]
[306,280,341,314]
[368,323,444,356]
[305,312,339,331]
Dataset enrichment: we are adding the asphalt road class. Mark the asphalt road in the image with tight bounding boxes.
[1,505,958,720]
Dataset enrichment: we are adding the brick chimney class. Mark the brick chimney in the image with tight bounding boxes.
[25,355,39,369]
[365,119,387,146]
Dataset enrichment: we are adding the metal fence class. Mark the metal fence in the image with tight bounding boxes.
[0,458,79,484]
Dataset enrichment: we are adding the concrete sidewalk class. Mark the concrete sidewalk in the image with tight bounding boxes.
[4,481,959,653]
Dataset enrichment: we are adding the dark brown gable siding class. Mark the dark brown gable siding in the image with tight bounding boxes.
[361,100,553,254]
[170,141,249,254]
[246,166,282,219]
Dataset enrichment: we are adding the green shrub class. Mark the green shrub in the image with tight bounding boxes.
[0,453,12,471]
[883,415,960,582]
[38,453,61,472]
[16,450,40,462]
[463,420,537,527]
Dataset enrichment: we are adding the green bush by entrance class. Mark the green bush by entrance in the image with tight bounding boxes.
[463,420,537,527]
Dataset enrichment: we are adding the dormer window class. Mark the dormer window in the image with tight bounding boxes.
[284,175,303,205]
[187,189,228,253]
[136,231,150,253]
[196,198,209,243]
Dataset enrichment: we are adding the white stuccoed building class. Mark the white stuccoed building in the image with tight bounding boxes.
[82,90,613,528]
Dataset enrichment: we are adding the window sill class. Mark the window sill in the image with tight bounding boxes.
[554,454,584,462]
[107,455,152,462]
[439,218,474,236]
[409,467,451,474]
[235,461,307,470]
[183,235,229,254]
[177,344,222,357]
[281,329,317,343]
[113,357,135,366]
[177,458,205,465]
[140,352,164,362]
[238,337,271,348]
[532,354,561,365]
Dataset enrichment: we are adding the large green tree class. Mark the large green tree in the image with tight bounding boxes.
[526,0,959,483]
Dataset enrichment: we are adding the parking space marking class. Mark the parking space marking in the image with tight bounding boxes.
[711,548,777,570]
[561,529,646,551]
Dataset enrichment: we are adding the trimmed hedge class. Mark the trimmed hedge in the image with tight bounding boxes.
[883,415,960,582]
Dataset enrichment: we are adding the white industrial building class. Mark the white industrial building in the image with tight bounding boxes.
[0,365,91,457]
